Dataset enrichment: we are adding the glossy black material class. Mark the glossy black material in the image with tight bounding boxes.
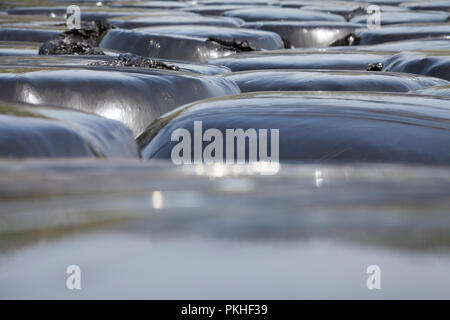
[0,28,60,43]
[243,21,364,48]
[0,54,232,75]
[200,0,276,5]
[6,6,75,18]
[413,84,450,97]
[0,42,39,56]
[0,101,138,158]
[108,14,244,29]
[134,25,284,50]
[180,4,265,16]
[1,0,450,300]
[210,51,391,71]
[100,29,255,63]
[140,92,450,165]
[384,52,450,80]
[294,4,366,20]
[355,24,450,45]
[110,1,189,9]
[400,1,450,11]
[0,68,240,136]
[350,11,449,25]
[337,37,450,52]
[223,7,347,22]
[225,70,448,93]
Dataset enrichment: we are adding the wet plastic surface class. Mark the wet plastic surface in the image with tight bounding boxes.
[210,51,391,71]
[355,24,450,45]
[0,101,138,158]
[0,67,240,136]
[0,28,61,43]
[108,14,244,29]
[413,84,450,97]
[1,0,450,299]
[140,92,450,165]
[243,21,365,48]
[100,29,255,62]
[384,51,450,80]
[336,37,450,52]
[350,11,449,25]
[225,69,449,92]
[134,25,284,51]
[0,54,232,75]
[400,1,450,12]
[223,7,347,22]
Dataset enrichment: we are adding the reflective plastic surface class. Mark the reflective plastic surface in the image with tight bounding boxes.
[0,67,240,136]
[0,101,138,158]
[140,91,450,165]
[225,69,449,92]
